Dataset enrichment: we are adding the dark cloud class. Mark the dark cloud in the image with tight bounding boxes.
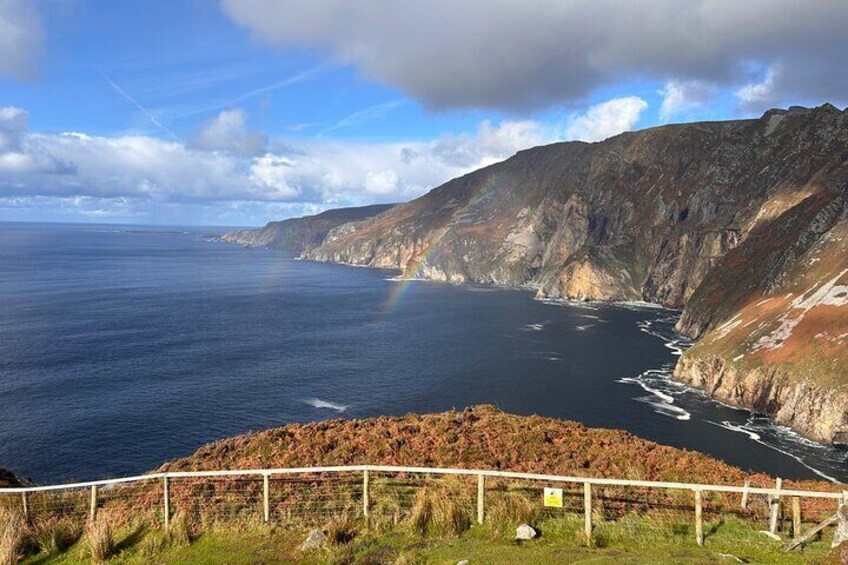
[222,0,848,111]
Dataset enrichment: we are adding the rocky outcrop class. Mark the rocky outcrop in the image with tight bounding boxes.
[220,204,395,253]
[0,467,25,488]
[674,355,848,445]
[673,198,848,443]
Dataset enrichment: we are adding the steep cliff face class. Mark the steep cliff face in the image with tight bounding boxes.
[308,105,848,310]
[303,104,848,443]
[220,204,395,253]
[674,202,848,442]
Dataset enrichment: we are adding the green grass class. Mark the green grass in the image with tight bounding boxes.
[18,513,839,565]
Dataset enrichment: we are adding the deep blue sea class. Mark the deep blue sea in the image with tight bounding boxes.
[1,223,845,484]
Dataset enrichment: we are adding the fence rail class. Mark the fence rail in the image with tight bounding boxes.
[2,465,845,549]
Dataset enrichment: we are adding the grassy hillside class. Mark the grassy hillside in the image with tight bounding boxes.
[4,407,846,564]
[158,405,829,492]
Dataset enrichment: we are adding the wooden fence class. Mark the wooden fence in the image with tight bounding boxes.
[2,465,845,549]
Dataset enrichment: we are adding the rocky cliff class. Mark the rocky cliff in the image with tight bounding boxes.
[303,104,848,444]
[220,203,395,253]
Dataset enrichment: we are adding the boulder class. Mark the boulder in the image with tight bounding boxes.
[301,528,326,551]
[515,523,537,540]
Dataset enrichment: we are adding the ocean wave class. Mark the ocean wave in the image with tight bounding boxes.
[618,371,691,421]
[303,398,348,412]
[708,419,840,483]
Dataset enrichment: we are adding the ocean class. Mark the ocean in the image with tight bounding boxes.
[0,222,844,484]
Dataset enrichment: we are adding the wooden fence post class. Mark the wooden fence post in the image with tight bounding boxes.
[741,478,750,510]
[695,490,704,546]
[476,474,485,524]
[89,485,97,521]
[792,496,802,539]
[769,478,782,535]
[583,482,593,545]
[263,473,270,523]
[21,492,28,522]
[362,469,370,522]
[163,476,170,530]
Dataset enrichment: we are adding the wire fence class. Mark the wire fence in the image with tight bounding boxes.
[1,465,845,553]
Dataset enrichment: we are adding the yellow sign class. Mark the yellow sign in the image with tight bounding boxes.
[543,487,563,508]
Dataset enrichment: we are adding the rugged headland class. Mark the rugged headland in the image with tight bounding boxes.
[223,104,848,445]
[220,203,395,253]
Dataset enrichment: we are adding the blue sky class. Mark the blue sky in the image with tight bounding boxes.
[0,0,845,226]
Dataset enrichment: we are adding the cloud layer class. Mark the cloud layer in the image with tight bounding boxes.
[222,0,848,111]
[0,98,646,224]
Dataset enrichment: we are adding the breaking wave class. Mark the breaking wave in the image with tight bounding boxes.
[303,398,348,412]
[622,312,845,483]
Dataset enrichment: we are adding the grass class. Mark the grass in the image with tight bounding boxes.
[86,514,114,563]
[0,508,26,565]
[16,512,842,565]
[30,517,82,555]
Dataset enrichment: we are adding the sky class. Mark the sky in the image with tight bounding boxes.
[0,1,845,227]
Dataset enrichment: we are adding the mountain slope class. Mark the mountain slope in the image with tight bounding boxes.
[304,104,848,443]
[220,204,395,253]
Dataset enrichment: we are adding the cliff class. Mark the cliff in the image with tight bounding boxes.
[302,104,848,443]
[220,203,395,253]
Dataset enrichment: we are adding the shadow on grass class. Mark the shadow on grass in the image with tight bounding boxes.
[114,523,148,554]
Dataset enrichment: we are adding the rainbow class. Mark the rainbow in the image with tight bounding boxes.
[378,172,502,317]
[379,239,440,316]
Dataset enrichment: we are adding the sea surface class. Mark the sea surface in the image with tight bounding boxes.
[1,222,845,484]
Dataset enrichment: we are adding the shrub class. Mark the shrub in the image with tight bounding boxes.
[86,513,114,563]
[325,511,358,546]
[0,507,26,565]
[31,516,82,555]
[406,489,470,538]
[138,533,166,557]
[408,489,432,536]
[486,490,540,536]
[167,510,192,547]
[430,495,470,537]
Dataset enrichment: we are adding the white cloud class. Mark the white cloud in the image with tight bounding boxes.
[248,154,300,199]
[221,0,848,111]
[736,64,781,112]
[0,107,566,218]
[0,0,43,80]
[431,120,550,168]
[190,108,269,157]
[565,97,648,142]
[659,80,718,121]
[0,99,644,224]
[363,169,399,195]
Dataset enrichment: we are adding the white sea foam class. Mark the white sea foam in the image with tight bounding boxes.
[523,323,545,331]
[304,398,348,412]
[707,420,839,483]
[619,372,691,421]
[575,324,595,331]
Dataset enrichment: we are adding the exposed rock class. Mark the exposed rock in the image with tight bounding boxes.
[307,105,847,312]
[301,528,326,551]
[301,104,848,443]
[674,355,848,444]
[0,467,24,488]
[515,523,538,540]
[219,204,395,253]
